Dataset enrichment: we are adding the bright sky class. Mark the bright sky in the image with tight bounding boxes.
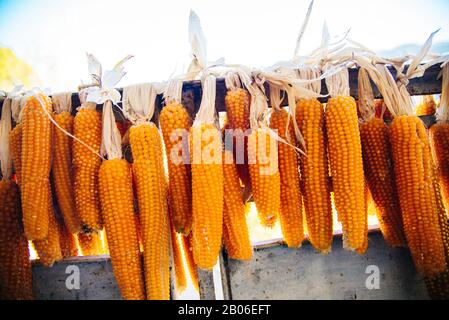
[1,0,449,92]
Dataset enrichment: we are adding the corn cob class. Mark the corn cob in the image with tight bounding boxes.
[53,111,81,234]
[160,102,193,234]
[360,118,407,247]
[21,94,53,240]
[390,115,447,276]
[77,231,102,256]
[182,233,199,291]
[416,95,437,116]
[326,96,367,253]
[222,147,252,260]
[171,223,187,292]
[0,180,34,300]
[130,122,170,300]
[296,99,333,253]
[430,123,449,211]
[58,219,79,258]
[73,106,102,232]
[99,158,145,300]
[32,206,63,267]
[190,124,224,269]
[9,124,22,185]
[269,109,304,248]
[248,128,280,228]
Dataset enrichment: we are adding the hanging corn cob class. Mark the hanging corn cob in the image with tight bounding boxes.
[160,79,193,235]
[123,83,170,300]
[52,93,81,234]
[21,93,53,240]
[222,124,252,259]
[324,66,368,253]
[416,95,438,116]
[268,84,304,248]
[356,66,407,247]
[0,98,33,299]
[57,215,79,258]
[295,67,333,253]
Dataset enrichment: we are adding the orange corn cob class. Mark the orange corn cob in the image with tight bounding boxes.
[269,109,304,248]
[359,118,407,247]
[429,123,449,211]
[9,124,22,185]
[21,94,53,240]
[57,218,78,258]
[296,99,333,253]
[53,111,81,234]
[326,96,367,253]
[390,115,447,276]
[99,158,145,300]
[416,95,437,116]
[0,180,34,300]
[171,223,187,292]
[160,102,193,234]
[73,106,102,232]
[190,124,224,269]
[77,231,102,256]
[222,147,252,260]
[182,233,199,291]
[130,122,170,300]
[248,128,281,228]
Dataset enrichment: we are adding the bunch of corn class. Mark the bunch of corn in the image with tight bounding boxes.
[160,101,193,234]
[325,77,367,254]
[0,179,34,300]
[57,218,79,258]
[78,231,102,256]
[269,108,304,248]
[222,141,252,260]
[73,102,103,232]
[296,98,333,253]
[21,94,53,240]
[130,121,170,300]
[416,95,437,116]
[52,94,81,234]
[9,124,22,185]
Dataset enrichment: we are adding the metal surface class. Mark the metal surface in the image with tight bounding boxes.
[226,233,429,300]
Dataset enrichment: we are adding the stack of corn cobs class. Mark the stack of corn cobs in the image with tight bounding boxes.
[1,37,449,301]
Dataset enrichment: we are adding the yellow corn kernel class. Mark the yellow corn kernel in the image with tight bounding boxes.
[99,159,145,300]
[9,124,22,185]
[248,128,280,228]
[296,99,333,253]
[77,231,102,256]
[222,149,252,260]
[190,124,224,269]
[21,94,53,240]
[390,115,447,276]
[73,107,102,232]
[53,111,81,234]
[429,123,449,212]
[159,102,193,234]
[0,180,34,300]
[326,96,367,253]
[269,109,304,248]
[360,118,407,247]
[130,123,170,300]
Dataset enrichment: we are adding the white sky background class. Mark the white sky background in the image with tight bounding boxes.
[1,0,449,92]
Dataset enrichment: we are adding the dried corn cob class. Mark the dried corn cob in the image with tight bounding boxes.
[269,109,304,248]
[171,223,187,292]
[58,219,78,258]
[160,102,193,234]
[190,123,224,269]
[99,158,145,300]
[53,110,81,234]
[390,115,447,276]
[326,96,367,253]
[296,99,333,253]
[248,128,280,228]
[77,231,102,256]
[21,94,53,240]
[416,95,437,116]
[360,118,407,247]
[222,147,252,260]
[430,123,449,212]
[0,180,34,300]
[73,104,102,232]
[130,122,170,300]
[9,124,22,185]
